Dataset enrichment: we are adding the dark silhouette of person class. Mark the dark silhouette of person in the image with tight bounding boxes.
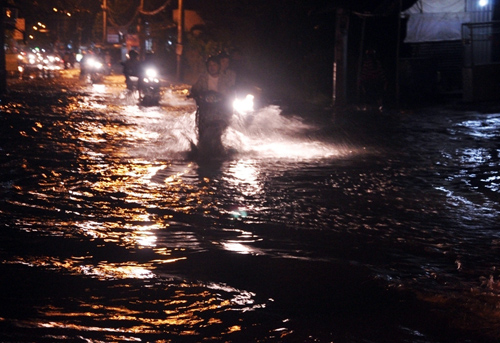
[123,50,140,90]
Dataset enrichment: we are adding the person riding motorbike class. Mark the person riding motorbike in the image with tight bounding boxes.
[123,50,140,91]
[137,52,161,105]
[79,50,105,83]
[190,55,236,157]
[218,52,236,91]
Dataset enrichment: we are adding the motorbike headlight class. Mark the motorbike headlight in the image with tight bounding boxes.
[87,58,102,69]
[145,68,157,78]
[233,94,255,115]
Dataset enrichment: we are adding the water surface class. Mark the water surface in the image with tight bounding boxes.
[1,75,500,342]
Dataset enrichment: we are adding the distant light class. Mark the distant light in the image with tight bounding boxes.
[67,12,71,17]
[53,7,58,12]
[479,0,488,7]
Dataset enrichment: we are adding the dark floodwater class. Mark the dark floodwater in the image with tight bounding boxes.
[1,75,500,343]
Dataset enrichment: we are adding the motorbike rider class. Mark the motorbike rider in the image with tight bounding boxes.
[191,55,233,98]
[79,51,90,79]
[218,52,236,91]
[122,50,140,90]
[80,50,105,82]
[190,55,236,157]
[138,53,156,88]
[137,52,161,105]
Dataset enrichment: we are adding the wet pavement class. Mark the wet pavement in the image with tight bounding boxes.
[1,70,500,342]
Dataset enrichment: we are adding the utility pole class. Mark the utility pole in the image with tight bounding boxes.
[102,0,107,44]
[176,0,183,81]
[0,1,7,95]
[139,0,145,59]
[333,8,349,106]
[356,15,367,103]
[395,0,402,107]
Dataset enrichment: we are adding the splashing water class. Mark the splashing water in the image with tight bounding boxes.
[120,90,354,161]
[225,105,344,159]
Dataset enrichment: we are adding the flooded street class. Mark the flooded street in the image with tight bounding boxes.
[1,72,500,342]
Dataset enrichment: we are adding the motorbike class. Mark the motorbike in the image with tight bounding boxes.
[191,91,255,160]
[138,67,161,106]
[125,66,161,106]
[84,56,104,84]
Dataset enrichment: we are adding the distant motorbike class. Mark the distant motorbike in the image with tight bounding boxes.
[84,57,104,84]
[139,67,161,106]
[125,66,161,106]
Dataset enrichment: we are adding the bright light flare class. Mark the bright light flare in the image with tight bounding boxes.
[233,94,254,115]
[86,58,102,69]
[143,68,159,84]
[145,68,157,78]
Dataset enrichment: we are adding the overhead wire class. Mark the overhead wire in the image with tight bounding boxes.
[105,0,172,30]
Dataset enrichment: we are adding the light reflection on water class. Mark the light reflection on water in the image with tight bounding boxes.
[2,80,500,342]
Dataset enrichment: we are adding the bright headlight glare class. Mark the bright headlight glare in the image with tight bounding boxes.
[145,68,157,78]
[233,94,255,115]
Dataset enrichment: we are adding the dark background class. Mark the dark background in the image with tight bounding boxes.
[11,0,420,103]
